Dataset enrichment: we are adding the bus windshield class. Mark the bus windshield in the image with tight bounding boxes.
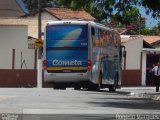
[46,24,88,41]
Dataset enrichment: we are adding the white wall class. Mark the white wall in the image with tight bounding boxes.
[25,11,58,38]
[122,38,143,70]
[142,51,147,85]
[0,25,35,69]
[27,11,58,21]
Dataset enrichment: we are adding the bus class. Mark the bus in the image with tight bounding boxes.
[43,20,124,91]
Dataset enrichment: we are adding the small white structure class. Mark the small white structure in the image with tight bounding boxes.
[0,25,35,69]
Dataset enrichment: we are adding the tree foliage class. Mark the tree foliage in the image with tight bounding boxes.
[140,28,150,35]
[23,0,160,24]
[141,0,160,18]
[54,0,159,22]
[23,0,53,11]
[55,0,92,11]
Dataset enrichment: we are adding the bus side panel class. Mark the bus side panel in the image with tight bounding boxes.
[91,47,101,84]
[100,33,121,86]
[101,52,119,85]
[90,24,121,87]
[89,26,101,84]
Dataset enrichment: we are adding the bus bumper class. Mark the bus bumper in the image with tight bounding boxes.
[44,71,90,82]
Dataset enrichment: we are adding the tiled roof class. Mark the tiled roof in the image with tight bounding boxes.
[143,36,160,44]
[121,35,143,43]
[121,35,160,44]
[0,0,27,17]
[44,8,95,21]
[114,27,127,35]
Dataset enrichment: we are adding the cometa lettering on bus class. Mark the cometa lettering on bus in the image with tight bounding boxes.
[52,60,82,66]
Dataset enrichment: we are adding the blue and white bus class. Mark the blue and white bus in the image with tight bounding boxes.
[43,20,123,91]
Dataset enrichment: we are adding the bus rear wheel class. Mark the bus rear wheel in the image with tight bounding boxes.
[109,86,116,92]
[86,71,102,91]
[53,84,66,90]
[98,71,102,90]
[74,85,81,90]
[109,79,117,92]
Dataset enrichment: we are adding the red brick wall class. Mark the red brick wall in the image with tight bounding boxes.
[122,70,141,86]
[0,69,142,87]
[0,69,37,87]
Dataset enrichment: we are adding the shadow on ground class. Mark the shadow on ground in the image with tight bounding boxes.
[88,97,160,110]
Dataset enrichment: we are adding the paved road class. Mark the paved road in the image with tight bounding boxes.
[0,87,159,119]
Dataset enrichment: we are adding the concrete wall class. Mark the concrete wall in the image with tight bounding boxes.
[25,11,58,38]
[0,25,35,69]
[123,38,143,70]
[0,12,71,38]
[122,38,143,86]
[28,11,58,21]
[0,12,58,87]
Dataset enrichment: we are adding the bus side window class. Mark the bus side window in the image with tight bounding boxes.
[91,27,95,36]
[91,27,96,46]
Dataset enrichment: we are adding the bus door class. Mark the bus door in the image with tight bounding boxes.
[45,24,88,73]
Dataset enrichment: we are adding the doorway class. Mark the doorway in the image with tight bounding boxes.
[146,54,160,86]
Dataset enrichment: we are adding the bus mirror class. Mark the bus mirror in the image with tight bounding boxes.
[123,50,126,58]
[120,45,126,59]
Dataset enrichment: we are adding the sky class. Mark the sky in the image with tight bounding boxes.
[140,6,159,28]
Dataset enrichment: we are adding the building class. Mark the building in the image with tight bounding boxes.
[0,0,36,87]
[0,0,29,17]
[121,35,160,86]
[0,7,95,87]
[23,7,95,38]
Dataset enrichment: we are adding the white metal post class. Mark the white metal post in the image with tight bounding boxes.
[37,0,42,88]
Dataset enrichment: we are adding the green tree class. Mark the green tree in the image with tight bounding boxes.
[141,0,160,18]
[149,26,159,35]
[110,7,142,34]
[24,0,160,24]
[23,0,53,11]
[117,7,140,26]
[140,28,150,35]
[56,0,92,11]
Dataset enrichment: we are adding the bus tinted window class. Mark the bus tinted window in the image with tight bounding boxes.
[46,25,88,41]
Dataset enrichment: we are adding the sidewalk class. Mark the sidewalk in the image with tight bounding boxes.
[139,92,160,101]
[121,86,160,101]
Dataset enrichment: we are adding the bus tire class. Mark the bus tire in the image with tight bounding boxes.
[98,71,102,89]
[53,84,66,90]
[74,85,81,90]
[109,79,118,92]
[109,86,116,92]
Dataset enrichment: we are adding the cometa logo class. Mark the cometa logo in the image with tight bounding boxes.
[52,60,82,66]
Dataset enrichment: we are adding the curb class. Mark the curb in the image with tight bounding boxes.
[121,87,155,90]
[139,93,160,101]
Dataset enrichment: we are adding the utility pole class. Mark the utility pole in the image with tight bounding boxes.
[37,0,42,88]
[139,13,141,35]
[158,12,160,35]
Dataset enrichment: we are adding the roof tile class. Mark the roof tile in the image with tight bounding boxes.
[143,36,160,44]
[45,8,95,21]
[121,35,160,44]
